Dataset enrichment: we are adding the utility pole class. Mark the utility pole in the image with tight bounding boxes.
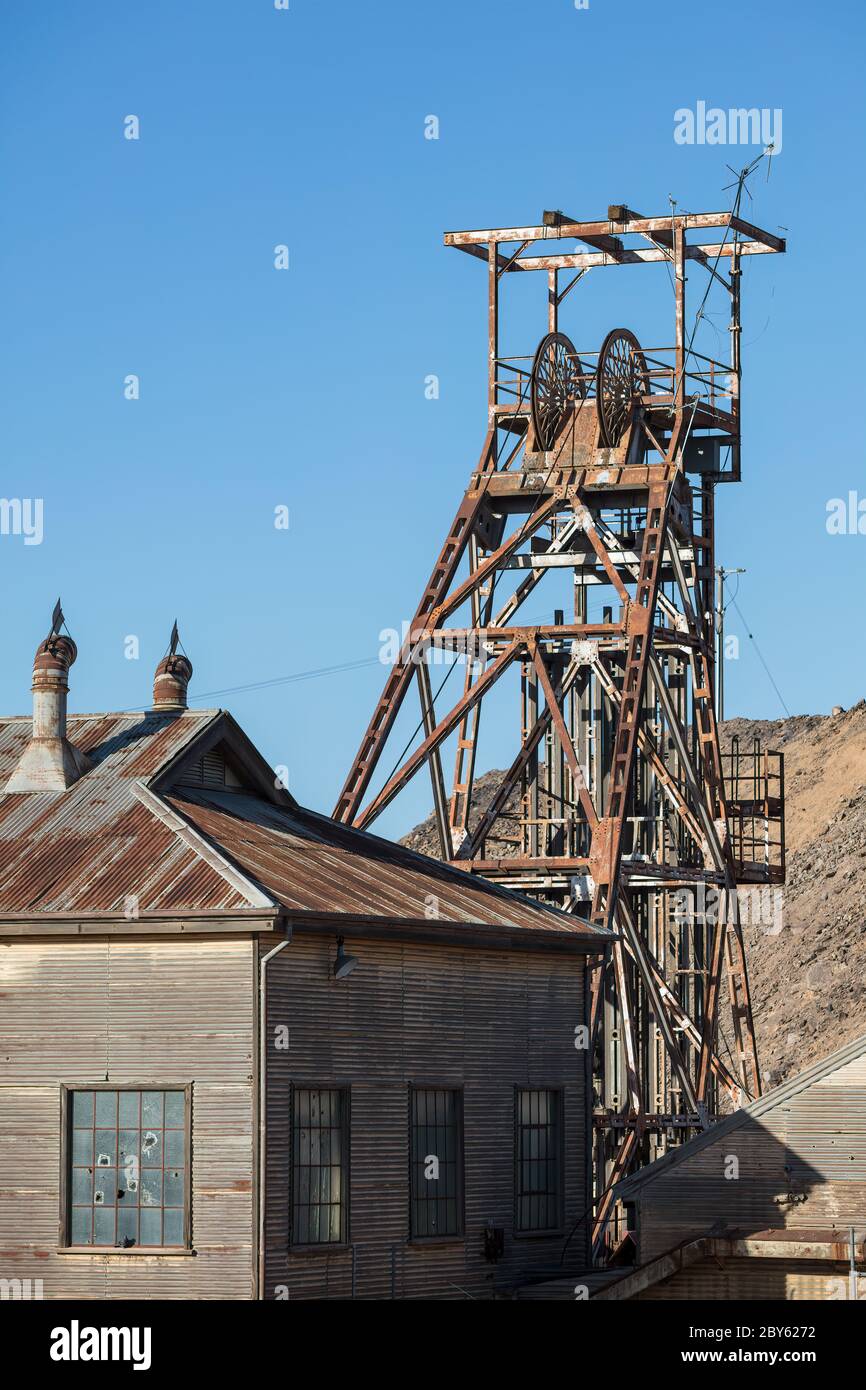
[715,566,746,721]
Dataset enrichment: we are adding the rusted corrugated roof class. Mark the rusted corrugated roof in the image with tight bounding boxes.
[0,711,251,914]
[166,789,604,938]
[0,709,609,942]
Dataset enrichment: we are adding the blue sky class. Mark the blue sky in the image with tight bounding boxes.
[0,0,863,836]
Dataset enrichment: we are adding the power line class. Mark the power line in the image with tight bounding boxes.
[672,148,773,405]
[186,655,381,704]
[116,597,569,716]
[729,595,790,717]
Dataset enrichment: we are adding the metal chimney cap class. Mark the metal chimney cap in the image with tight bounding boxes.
[33,633,78,678]
[152,633,193,712]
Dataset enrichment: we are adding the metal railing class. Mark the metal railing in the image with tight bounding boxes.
[721,738,785,884]
[493,346,736,415]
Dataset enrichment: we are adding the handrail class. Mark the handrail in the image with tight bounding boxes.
[495,346,734,373]
[493,343,737,412]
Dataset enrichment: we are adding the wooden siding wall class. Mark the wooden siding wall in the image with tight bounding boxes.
[264,932,589,1300]
[636,1056,866,1265]
[0,937,255,1299]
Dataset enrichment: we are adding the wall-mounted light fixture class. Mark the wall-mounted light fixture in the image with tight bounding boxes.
[333,936,359,981]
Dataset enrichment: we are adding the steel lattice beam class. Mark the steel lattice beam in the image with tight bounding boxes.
[336,201,785,1260]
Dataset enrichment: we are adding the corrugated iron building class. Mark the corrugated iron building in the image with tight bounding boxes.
[0,628,610,1299]
[592,1034,866,1301]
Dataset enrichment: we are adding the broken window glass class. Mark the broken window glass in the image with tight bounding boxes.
[67,1087,187,1248]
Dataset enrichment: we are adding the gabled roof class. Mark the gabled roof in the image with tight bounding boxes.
[165,787,605,938]
[0,710,275,915]
[0,708,611,945]
[615,1031,866,1201]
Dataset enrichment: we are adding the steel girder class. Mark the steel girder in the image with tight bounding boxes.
[335,203,785,1259]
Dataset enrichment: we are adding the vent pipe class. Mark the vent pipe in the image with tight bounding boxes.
[151,623,192,713]
[5,603,91,793]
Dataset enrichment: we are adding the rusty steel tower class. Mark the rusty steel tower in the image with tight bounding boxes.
[335,202,786,1255]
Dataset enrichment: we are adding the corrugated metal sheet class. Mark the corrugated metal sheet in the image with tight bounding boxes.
[0,708,608,942]
[170,789,606,940]
[617,1030,866,1202]
[263,933,589,1300]
[625,1035,866,1265]
[634,1257,851,1301]
[815,1054,866,1087]
[0,712,254,914]
[0,710,212,787]
[0,937,255,1300]
[787,1090,866,1179]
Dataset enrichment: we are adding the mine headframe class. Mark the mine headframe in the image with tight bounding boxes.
[335,204,786,1258]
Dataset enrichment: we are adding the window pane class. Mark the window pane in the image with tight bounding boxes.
[164,1169,184,1207]
[71,1167,92,1205]
[164,1127,185,1165]
[118,1092,140,1127]
[72,1090,94,1127]
[67,1089,186,1248]
[139,1208,162,1246]
[117,1204,138,1246]
[94,1092,117,1127]
[71,1128,93,1165]
[118,1126,139,1154]
[94,1204,116,1245]
[291,1088,347,1246]
[94,1130,116,1166]
[410,1089,462,1238]
[70,1205,91,1245]
[93,1166,116,1206]
[164,1091,185,1127]
[117,1167,138,1206]
[163,1207,184,1246]
[141,1130,162,1166]
[140,1169,163,1208]
[141,1092,164,1128]
[515,1089,561,1232]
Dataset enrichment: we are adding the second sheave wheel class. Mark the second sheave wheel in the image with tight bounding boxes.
[596,328,648,448]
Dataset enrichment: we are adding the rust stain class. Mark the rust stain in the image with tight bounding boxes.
[169,790,605,938]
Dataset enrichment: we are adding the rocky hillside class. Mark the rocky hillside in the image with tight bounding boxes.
[401,767,521,859]
[723,703,866,1087]
[401,702,866,1088]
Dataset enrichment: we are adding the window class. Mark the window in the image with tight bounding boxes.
[410,1087,463,1239]
[291,1087,349,1246]
[65,1087,189,1249]
[515,1088,562,1232]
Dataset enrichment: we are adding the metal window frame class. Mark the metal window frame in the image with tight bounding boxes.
[59,1082,193,1252]
[288,1083,351,1250]
[408,1083,465,1242]
[513,1085,565,1235]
